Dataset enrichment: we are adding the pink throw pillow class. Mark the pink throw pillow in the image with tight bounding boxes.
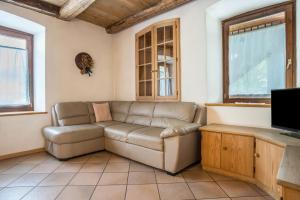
[93,103,112,122]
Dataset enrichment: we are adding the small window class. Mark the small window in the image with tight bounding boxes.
[0,26,33,112]
[135,18,180,101]
[223,2,296,103]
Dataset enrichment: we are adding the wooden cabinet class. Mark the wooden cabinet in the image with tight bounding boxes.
[135,18,180,101]
[201,131,254,178]
[201,131,221,169]
[221,134,254,177]
[283,187,300,200]
[200,125,298,200]
[136,26,154,100]
[255,139,284,197]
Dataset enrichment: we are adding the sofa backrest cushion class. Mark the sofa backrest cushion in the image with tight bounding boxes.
[55,102,91,126]
[151,102,197,128]
[51,101,202,128]
[87,101,109,123]
[126,102,155,126]
[110,101,133,122]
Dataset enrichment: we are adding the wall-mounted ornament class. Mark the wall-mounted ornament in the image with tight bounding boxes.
[75,52,94,76]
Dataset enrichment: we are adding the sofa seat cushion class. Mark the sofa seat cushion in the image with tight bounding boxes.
[104,123,145,142]
[94,121,122,128]
[43,124,104,144]
[127,127,164,151]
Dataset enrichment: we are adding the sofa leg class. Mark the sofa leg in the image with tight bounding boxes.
[166,172,178,176]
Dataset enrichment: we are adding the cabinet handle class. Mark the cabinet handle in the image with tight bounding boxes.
[151,70,158,73]
[223,147,228,151]
[254,153,260,158]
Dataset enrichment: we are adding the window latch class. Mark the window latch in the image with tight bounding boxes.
[286,58,292,70]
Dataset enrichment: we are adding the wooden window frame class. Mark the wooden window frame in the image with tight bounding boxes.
[222,1,296,104]
[135,18,181,102]
[0,26,34,112]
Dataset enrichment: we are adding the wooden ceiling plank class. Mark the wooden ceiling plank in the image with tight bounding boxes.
[1,0,60,17]
[106,0,194,34]
[59,0,96,20]
[41,0,67,6]
[138,0,162,7]
[119,0,147,12]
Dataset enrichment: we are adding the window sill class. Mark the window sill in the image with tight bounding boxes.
[0,111,48,117]
[205,103,271,108]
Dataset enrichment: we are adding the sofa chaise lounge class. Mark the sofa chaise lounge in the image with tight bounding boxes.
[43,101,205,174]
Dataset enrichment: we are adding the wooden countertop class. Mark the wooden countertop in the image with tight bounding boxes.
[277,146,300,191]
[200,124,300,191]
[200,124,300,147]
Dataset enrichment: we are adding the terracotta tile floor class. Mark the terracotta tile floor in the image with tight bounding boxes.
[0,151,275,200]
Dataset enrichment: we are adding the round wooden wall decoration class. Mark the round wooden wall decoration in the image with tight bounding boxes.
[75,52,94,76]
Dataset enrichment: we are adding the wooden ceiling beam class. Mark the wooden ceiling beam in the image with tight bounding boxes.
[59,0,95,20]
[106,0,194,34]
[1,0,60,17]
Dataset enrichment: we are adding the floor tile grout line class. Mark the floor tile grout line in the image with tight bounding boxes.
[1,156,55,188]
[66,153,100,200]
[1,162,40,176]
[1,173,25,188]
[0,151,102,198]
[53,154,92,200]
[154,168,162,200]
[19,157,65,200]
[124,160,131,200]
[9,154,62,200]
[1,152,275,200]
[88,151,111,200]
[207,171,231,199]
[183,170,197,200]
[17,172,52,200]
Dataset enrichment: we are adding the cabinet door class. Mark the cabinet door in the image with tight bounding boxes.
[154,19,180,101]
[221,134,254,177]
[283,187,300,200]
[136,27,154,100]
[201,131,221,168]
[255,139,284,197]
[270,143,284,197]
[255,139,272,187]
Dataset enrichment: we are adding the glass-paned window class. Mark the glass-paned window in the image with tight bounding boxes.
[223,3,295,103]
[0,27,33,112]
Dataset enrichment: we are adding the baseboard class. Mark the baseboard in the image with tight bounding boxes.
[0,148,45,161]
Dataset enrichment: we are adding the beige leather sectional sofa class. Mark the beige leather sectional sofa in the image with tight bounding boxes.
[43,101,205,174]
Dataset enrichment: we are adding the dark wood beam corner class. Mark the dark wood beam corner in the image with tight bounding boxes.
[105,0,195,34]
[1,0,60,17]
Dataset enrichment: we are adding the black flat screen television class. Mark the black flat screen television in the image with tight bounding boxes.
[271,88,300,136]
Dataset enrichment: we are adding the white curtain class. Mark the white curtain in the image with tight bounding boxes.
[0,46,29,106]
[229,24,286,97]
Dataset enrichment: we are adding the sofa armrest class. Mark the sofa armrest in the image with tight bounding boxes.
[160,123,200,138]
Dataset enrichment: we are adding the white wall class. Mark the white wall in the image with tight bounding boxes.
[205,0,298,128]
[112,0,219,103]
[0,2,113,156]
[0,0,299,156]
[112,0,298,129]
